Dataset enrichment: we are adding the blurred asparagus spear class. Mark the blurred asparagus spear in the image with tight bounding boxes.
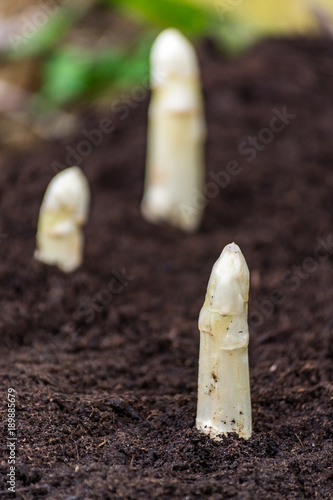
[35,167,90,273]
[141,28,206,232]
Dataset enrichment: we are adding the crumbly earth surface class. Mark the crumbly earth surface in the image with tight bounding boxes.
[0,37,333,499]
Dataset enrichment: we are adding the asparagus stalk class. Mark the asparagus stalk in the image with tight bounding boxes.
[34,167,90,273]
[141,28,206,233]
[196,243,252,439]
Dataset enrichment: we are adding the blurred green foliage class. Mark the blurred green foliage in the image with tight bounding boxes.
[5,0,255,107]
[107,0,217,36]
[9,10,76,60]
[42,38,152,106]
[39,0,225,106]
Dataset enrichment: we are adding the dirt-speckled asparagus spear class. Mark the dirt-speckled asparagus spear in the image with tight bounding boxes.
[196,242,252,439]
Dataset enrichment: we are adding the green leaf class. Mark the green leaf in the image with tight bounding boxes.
[41,39,151,105]
[42,50,91,105]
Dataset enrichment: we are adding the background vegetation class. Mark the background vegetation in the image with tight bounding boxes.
[0,0,332,146]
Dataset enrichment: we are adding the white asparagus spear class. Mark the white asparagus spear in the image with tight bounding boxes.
[34,166,90,273]
[141,28,206,233]
[196,243,252,439]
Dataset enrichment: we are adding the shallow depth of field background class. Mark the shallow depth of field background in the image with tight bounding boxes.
[1,2,333,499]
[0,0,332,154]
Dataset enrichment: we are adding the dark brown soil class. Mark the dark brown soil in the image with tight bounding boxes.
[1,37,333,499]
